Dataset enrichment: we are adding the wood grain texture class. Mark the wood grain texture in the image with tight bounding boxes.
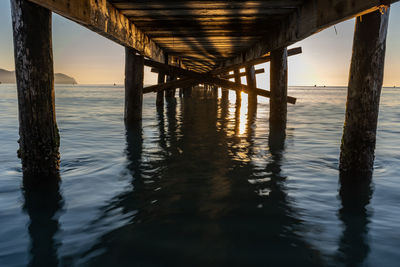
[125,48,144,124]
[340,9,390,175]
[270,47,288,130]
[11,0,60,179]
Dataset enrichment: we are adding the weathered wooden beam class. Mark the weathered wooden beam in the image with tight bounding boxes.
[110,1,304,11]
[221,68,264,79]
[246,65,257,105]
[125,49,144,124]
[143,76,296,104]
[234,69,242,102]
[220,0,398,68]
[27,0,165,62]
[340,9,390,175]
[270,47,288,131]
[156,72,165,107]
[183,86,193,98]
[143,78,198,94]
[144,58,296,104]
[11,0,60,179]
[152,67,265,79]
[212,47,301,75]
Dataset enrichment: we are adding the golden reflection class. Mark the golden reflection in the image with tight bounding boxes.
[237,92,247,136]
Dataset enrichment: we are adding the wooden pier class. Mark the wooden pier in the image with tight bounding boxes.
[9,0,398,180]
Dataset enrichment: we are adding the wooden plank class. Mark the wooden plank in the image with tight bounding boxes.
[220,0,398,68]
[28,0,165,62]
[109,1,304,10]
[119,8,294,17]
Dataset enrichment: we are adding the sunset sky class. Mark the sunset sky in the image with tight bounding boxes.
[1,1,399,87]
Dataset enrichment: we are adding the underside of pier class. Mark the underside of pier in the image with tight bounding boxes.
[28,0,396,71]
[11,0,399,178]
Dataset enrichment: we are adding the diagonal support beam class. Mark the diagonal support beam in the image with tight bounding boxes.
[28,0,165,62]
[142,71,296,104]
[143,78,198,94]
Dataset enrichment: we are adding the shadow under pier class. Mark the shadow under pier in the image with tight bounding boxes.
[22,175,64,267]
[79,96,325,266]
[335,172,373,266]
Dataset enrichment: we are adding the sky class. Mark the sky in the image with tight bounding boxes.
[1,1,400,87]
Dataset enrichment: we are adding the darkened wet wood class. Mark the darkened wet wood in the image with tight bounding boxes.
[221,88,229,100]
[246,65,257,106]
[340,9,390,175]
[125,48,144,124]
[270,47,288,131]
[183,87,192,98]
[11,0,60,179]
[234,69,242,102]
[165,76,176,98]
[156,72,165,107]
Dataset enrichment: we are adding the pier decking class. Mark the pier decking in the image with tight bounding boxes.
[9,0,399,179]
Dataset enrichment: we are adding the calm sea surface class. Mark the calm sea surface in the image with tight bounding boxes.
[0,84,400,266]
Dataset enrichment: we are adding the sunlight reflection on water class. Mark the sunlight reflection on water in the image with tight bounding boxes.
[0,85,400,266]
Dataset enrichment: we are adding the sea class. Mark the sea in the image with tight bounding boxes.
[0,84,400,266]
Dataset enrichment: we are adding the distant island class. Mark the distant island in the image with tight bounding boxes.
[0,68,77,84]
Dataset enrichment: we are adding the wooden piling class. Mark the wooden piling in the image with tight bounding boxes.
[245,65,257,105]
[340,9,390,175]
[183,87,192,98]
[11,0,60,179]
[234,69,242,103]
[125,48,144,124]
[221,88,229,100]
[270,47,288,131]
[156,72,165,107]
[165,75,176,98]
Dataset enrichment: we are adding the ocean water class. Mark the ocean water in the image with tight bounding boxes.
[0,84,400,266]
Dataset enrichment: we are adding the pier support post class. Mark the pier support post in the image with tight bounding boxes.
[165,75,176,99]
[156,71,165,107]
[11,0,60,179]
[183,87,192,98]
[246,65,257,109]
[125,48,144,124]
[270,47,288,132]
[340,9,390,175]
[234,69,242,103]
[221,88,229,100]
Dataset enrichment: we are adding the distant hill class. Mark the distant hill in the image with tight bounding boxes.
[0,68,77,84]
